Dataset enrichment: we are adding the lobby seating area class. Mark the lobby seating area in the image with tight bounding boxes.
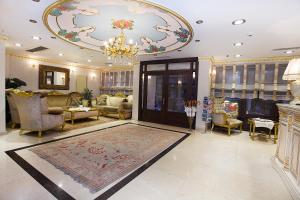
[0,0,300,199]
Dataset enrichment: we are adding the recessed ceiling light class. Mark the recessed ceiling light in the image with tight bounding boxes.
[195,39,200,43]
[196,20,204,24]
[285,50,294,54]
[234,42,243,47]
[32,0,40,2]
[87,59,91,63]
[232,19,246,25]
[15,43,22,47]
[235,54,242,58]
[32,36,41,40]
[108,64,112,67]
[51,36,56,39]
[248,34,254,37]
[177,49,182,52]
[29,19,37,23]
[58,53,63,56]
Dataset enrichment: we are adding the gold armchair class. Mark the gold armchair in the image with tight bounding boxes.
[211,98,242,135]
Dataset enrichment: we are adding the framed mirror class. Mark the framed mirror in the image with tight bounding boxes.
[39,65,70,90]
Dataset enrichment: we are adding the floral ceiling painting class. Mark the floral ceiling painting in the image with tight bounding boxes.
[43,0,193,55]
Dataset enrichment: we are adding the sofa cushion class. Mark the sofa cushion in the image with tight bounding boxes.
[48,107,64,115]
[98,106,119,113]
[47,95,68,107]
[108,97,124,107]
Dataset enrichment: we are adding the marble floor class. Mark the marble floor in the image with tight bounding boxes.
[0,120,292,200]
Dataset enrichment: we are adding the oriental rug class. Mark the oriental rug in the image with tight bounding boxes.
[28,123,186,194]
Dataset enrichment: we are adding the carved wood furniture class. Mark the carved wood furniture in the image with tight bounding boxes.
[273,104,300,199]
[64,107,100,125]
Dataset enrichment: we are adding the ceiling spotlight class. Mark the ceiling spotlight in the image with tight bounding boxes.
[51,36,56,39]
[248,34,254,37]
[235,54,242,58]
[15,43,22,47]
[196,20,204,24]
[29,19,37,23]
[285,50,294,54]
[58,53,63,56]
[32,0,40,2]
[232,19,246,25]
[195,39,200,43]
[234,42,243,47]
[32,36,41,40]
[177,49,182,52]
[87,59,92,63]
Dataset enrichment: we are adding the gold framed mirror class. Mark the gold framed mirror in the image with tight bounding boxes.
[39,65,70,90]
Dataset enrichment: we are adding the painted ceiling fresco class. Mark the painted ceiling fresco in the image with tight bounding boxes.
[44,0,193,55]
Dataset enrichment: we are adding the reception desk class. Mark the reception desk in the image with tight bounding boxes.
[273,104,300,199]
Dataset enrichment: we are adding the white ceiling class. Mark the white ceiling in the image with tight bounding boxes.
[1,0,300,68]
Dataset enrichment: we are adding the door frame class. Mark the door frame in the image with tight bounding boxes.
[138,57,199,128]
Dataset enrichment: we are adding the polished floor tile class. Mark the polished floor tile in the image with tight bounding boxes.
[0,120,292,200]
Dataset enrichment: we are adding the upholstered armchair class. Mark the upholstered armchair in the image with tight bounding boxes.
[12,94,65,137]
[211,97,242,135]
[7,94,20,128]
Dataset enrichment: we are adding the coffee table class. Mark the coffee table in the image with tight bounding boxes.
[248,118,279,143]
[64,107,100,124]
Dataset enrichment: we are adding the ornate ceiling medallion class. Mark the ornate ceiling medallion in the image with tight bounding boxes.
[104,19,138,62]
[43,0,193,55]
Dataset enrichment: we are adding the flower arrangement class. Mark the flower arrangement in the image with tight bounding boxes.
[184,99,200,117]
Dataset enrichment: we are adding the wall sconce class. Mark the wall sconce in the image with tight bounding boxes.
[29,60,37,68]
[91,73,96,80]
[148,75,151,80]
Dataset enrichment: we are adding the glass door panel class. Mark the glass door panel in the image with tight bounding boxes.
[167,74,189,113]
[146,75,163,111]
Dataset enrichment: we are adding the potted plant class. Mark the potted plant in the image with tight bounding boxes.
[81,88,93,107]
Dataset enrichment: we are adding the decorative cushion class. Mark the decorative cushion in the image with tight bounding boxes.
[108,97,124,108]
[127,95,133,104]
[96,95,109,106]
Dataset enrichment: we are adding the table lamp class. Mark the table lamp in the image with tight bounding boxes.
[283,58,300,105]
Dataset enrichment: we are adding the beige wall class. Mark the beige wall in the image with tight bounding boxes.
[6,55,100,96]
[0,42,6,133]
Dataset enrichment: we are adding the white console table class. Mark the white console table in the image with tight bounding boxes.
[273,104,300,199]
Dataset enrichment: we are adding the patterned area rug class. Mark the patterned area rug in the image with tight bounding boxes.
[29,124,185,193]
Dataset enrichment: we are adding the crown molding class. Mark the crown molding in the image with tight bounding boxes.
[0,34,8,41]
[7,53,102,71]
[212,55,300,65]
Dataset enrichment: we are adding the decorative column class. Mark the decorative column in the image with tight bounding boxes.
[0,41,6,134]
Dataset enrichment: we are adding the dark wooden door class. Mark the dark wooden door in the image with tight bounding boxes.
[139,57,198,128]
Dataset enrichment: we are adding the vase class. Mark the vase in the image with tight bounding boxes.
[187,116,195,131]
[82,99,89,107]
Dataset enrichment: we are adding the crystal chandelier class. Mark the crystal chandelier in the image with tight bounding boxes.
[103,19,138,65]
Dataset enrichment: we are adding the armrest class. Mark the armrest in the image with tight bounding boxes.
[119,102,132,112]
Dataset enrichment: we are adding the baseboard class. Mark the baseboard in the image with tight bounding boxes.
[271,157,300,200]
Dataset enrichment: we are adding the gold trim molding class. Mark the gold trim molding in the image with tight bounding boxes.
[8,53,100,71]
[213,55,300,65]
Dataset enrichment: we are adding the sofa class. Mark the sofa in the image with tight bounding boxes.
[95,94,133,119]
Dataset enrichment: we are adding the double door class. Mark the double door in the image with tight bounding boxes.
[139,58,198,128]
